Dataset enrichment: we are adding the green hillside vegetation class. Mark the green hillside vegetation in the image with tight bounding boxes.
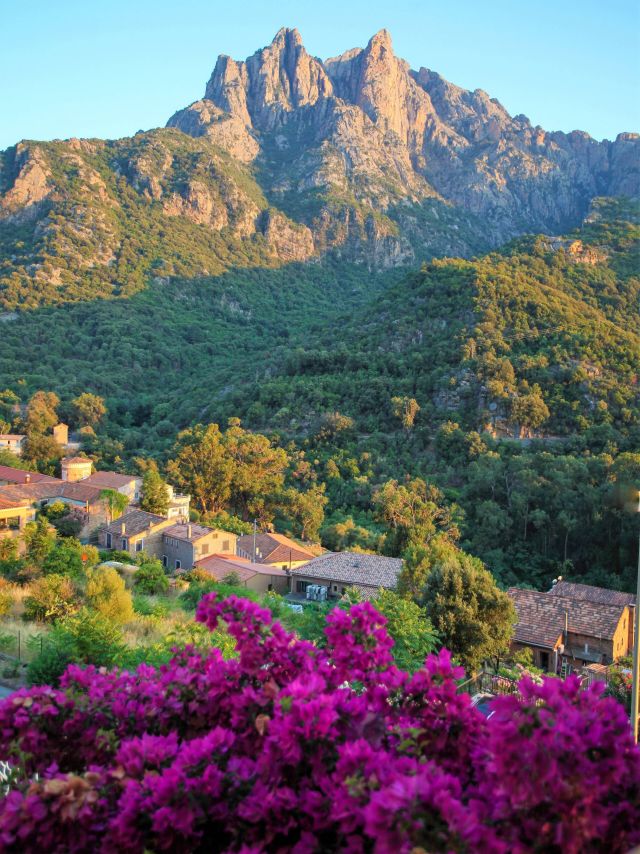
[0,199,638,593]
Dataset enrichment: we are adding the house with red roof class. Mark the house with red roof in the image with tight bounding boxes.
[237,532,316,569]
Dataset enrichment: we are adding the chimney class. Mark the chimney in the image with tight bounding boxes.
[25,473,30,483]
[121,522,126,535]
[187,523,192,538]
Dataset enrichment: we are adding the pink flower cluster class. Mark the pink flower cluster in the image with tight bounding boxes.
[0,594,638,852]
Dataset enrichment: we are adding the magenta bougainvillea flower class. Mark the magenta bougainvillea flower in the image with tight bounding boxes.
[0,594,638,852]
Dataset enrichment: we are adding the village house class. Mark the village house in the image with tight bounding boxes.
[0,478,113,541]
[549,580,636,650]
[161,522,236,570]
[0,495,35,554]
[82,471,142,503]
[0,435,26,457]
[99,511,175,558]
[508,584,634,673]
[0,466,56,487]
[290,551,403,600]
[99,514,235,569]
[237,532,316,570]
[195,554,289,594]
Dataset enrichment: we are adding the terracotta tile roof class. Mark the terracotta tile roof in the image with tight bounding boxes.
[508,587,625,649]
[195,554,288,582]
[163,522,226,543]
[0,434,25,441]
[293,552,402,590]
[62,456,93,465]
[550,580,636,608]
[0,480,104,505]
[0,466,57,485]
[103,510,168,538]
[237,532,316,565]
[83,471,140,490]
[0,495,26,510]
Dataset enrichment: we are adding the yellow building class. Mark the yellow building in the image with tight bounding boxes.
[0,495,35,554]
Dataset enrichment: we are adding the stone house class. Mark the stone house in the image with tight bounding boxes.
[0,479,113,542]
[0,495,35,555]
[237,532,316,570]
[0,435,26,457]
[290,552,403,600]
[195,554,289,594]
[508,585,634,673]
[83,471,142,503]
[161,523,236,571]
[549,580,636,652]
[99,510,175,558]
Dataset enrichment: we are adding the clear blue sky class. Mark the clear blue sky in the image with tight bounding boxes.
[1,0,638,149]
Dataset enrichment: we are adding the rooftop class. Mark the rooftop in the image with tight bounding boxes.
[293,551,402,590]
[195,554,288,582]
[508,587,626,649]
[0,434,25,441]
[0,466,57,485]
[62,456,93,466]
[163,522,223,542]
[0,479,104,505]
[83,471,140,490]
[550,580,636,609]
[103,510,168,537]
[237,532,316,565]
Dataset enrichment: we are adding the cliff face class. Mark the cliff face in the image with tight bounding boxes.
[1,27,638,309]
[170,28,639,244]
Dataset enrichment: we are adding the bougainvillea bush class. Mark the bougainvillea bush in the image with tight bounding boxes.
[0,595,638,853]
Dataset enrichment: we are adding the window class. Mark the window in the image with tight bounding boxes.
[296,580,308,593]
[222,540,230,552]
[106,533,112,549]
[135,540,144,553]
[121,538,128,550]
[162,555,167,568]
[333,585,338,592]
[175,559,181,570]
[282,565,287,570]
[268,584,273,592]
[200,544,209,556]
[341,587,346,595]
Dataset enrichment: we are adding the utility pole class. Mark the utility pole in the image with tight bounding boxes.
[253,519,257,563]
[630,491,640,743]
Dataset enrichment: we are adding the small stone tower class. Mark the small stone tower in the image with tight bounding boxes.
[61,456,92,483]
[53,423,69,447]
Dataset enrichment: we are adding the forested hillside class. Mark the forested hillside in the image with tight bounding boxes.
[1,198,638,592]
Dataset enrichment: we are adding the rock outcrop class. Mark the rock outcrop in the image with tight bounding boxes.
[170,28,639,245]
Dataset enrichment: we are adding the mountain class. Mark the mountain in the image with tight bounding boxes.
[1,28,638,309]
[170,28,639,242]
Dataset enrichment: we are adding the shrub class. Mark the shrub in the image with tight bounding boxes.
[0,597,637,852]
[22,575,77,623]
[0,584,13,618]
[85,566,134,624]
[133,561,169,595]
[27,608,125,687]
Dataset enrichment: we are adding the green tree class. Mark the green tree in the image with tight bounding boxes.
[167,423,233,515]
[282,483,328,541]
[375,588,438,672]
[24,390,59,435]
[422,549,516,673]
[23,518,56,567]
[134,560,169,595]
[140,463,169,515]
[27,608,125,687]
[100,489,129,523]
[42,538,91,579]
[71,392,107,428]
[374,478,458,555]
[390,396,420,432]
[85,566,134,623]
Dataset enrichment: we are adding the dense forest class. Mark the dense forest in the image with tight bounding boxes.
[1,198,639,592]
